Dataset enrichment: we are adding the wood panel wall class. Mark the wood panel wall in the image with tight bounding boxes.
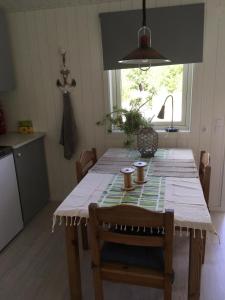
[1,0,225,211]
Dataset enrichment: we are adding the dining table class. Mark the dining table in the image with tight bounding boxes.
[53,148,216,300]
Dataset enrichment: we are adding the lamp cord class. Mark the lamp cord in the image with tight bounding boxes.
[142,0,146,27]
[172,96,174,128]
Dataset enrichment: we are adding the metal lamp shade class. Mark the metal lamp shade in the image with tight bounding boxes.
[157,105,165,119]
[118,47,170,65]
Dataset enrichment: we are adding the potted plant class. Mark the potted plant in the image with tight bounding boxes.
[96,97,154,146]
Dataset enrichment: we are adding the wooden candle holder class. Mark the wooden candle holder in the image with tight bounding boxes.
[133,161,147,184]
[120,167,135,191]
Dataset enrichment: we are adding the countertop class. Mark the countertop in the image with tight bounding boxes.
[0,132,45,149]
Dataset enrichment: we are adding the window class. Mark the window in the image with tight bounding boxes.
[108,64,193,131]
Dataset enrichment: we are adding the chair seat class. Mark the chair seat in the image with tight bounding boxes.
[101,242,164,271]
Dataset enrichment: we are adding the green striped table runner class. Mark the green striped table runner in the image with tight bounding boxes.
[98,172,166,211]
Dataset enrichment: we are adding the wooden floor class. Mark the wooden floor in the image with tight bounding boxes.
[0,202,224,300]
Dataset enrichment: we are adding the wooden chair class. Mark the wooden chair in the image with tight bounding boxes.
[199,150,211,264]
[76,148,97,184]
[199,150,211,208]
[76,148,97,250]
[89,203,174,300]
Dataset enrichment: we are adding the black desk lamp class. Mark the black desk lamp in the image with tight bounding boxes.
[157,95,178,132]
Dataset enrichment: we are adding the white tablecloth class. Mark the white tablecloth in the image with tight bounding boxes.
[53,148,215,234]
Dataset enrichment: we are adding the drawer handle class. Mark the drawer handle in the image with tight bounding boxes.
[17,152,22,157]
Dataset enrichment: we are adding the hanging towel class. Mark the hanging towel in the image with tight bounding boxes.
[60,91,77,160]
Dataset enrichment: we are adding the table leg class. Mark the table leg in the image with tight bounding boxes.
[188,229,203,300]
[65,225,82,300]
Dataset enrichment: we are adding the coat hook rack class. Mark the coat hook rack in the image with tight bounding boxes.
[56,48,76,93]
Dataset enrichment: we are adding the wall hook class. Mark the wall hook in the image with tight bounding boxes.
[56,48,76,93]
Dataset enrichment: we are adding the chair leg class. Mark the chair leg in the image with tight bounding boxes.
[92,268,104,300]
[164,281,172,300]
[202,231,206,264]
[81,223,89,250]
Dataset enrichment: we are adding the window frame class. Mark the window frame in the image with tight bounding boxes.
[107,64,194,132]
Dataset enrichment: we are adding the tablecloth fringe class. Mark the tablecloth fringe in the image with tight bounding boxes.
[52,215,215,239]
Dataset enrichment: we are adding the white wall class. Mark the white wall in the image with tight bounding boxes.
[2,0,225,210]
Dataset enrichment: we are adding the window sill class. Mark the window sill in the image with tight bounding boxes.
[109,129,191,135]
[156,129,191,133]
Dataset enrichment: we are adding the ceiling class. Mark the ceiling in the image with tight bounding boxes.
[0,0,120,12]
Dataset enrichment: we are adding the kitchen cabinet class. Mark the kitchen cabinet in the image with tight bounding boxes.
[13,137,49,224]
[0,9,15,91]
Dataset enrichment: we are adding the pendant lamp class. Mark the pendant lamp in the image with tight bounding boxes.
[118,0,170,67]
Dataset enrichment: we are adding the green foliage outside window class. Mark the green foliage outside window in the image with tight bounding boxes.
[121,65,183,109]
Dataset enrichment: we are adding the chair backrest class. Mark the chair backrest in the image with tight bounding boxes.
[89,203,174,275]
[199,150,211,207]
[76,148,97,183]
